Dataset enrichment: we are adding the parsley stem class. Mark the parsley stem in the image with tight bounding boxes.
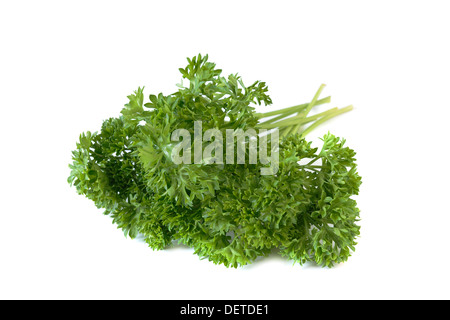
[291,84,326,135]
[257,107,339,129]
[282,125,295,137]
[300,105,353,137]
[258,112,291,126]
[254,96,331,120]
[305,156,320,166]
[279,126,292,139]
[304,84,326,117]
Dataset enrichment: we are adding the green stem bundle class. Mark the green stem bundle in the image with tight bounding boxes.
[255,85,353,138]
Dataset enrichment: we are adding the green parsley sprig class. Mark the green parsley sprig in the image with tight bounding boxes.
[68,54,361,267]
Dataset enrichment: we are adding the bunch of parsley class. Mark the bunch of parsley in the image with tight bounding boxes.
[68,54,361,267]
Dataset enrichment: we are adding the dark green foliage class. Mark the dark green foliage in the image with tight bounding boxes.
[68,54,361,267]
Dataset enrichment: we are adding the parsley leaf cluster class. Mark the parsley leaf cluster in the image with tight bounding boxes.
[68,54,361,267]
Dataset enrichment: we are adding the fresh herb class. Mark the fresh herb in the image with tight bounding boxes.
[68,54,361,267]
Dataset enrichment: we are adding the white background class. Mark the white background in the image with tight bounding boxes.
[1,1,449,300]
